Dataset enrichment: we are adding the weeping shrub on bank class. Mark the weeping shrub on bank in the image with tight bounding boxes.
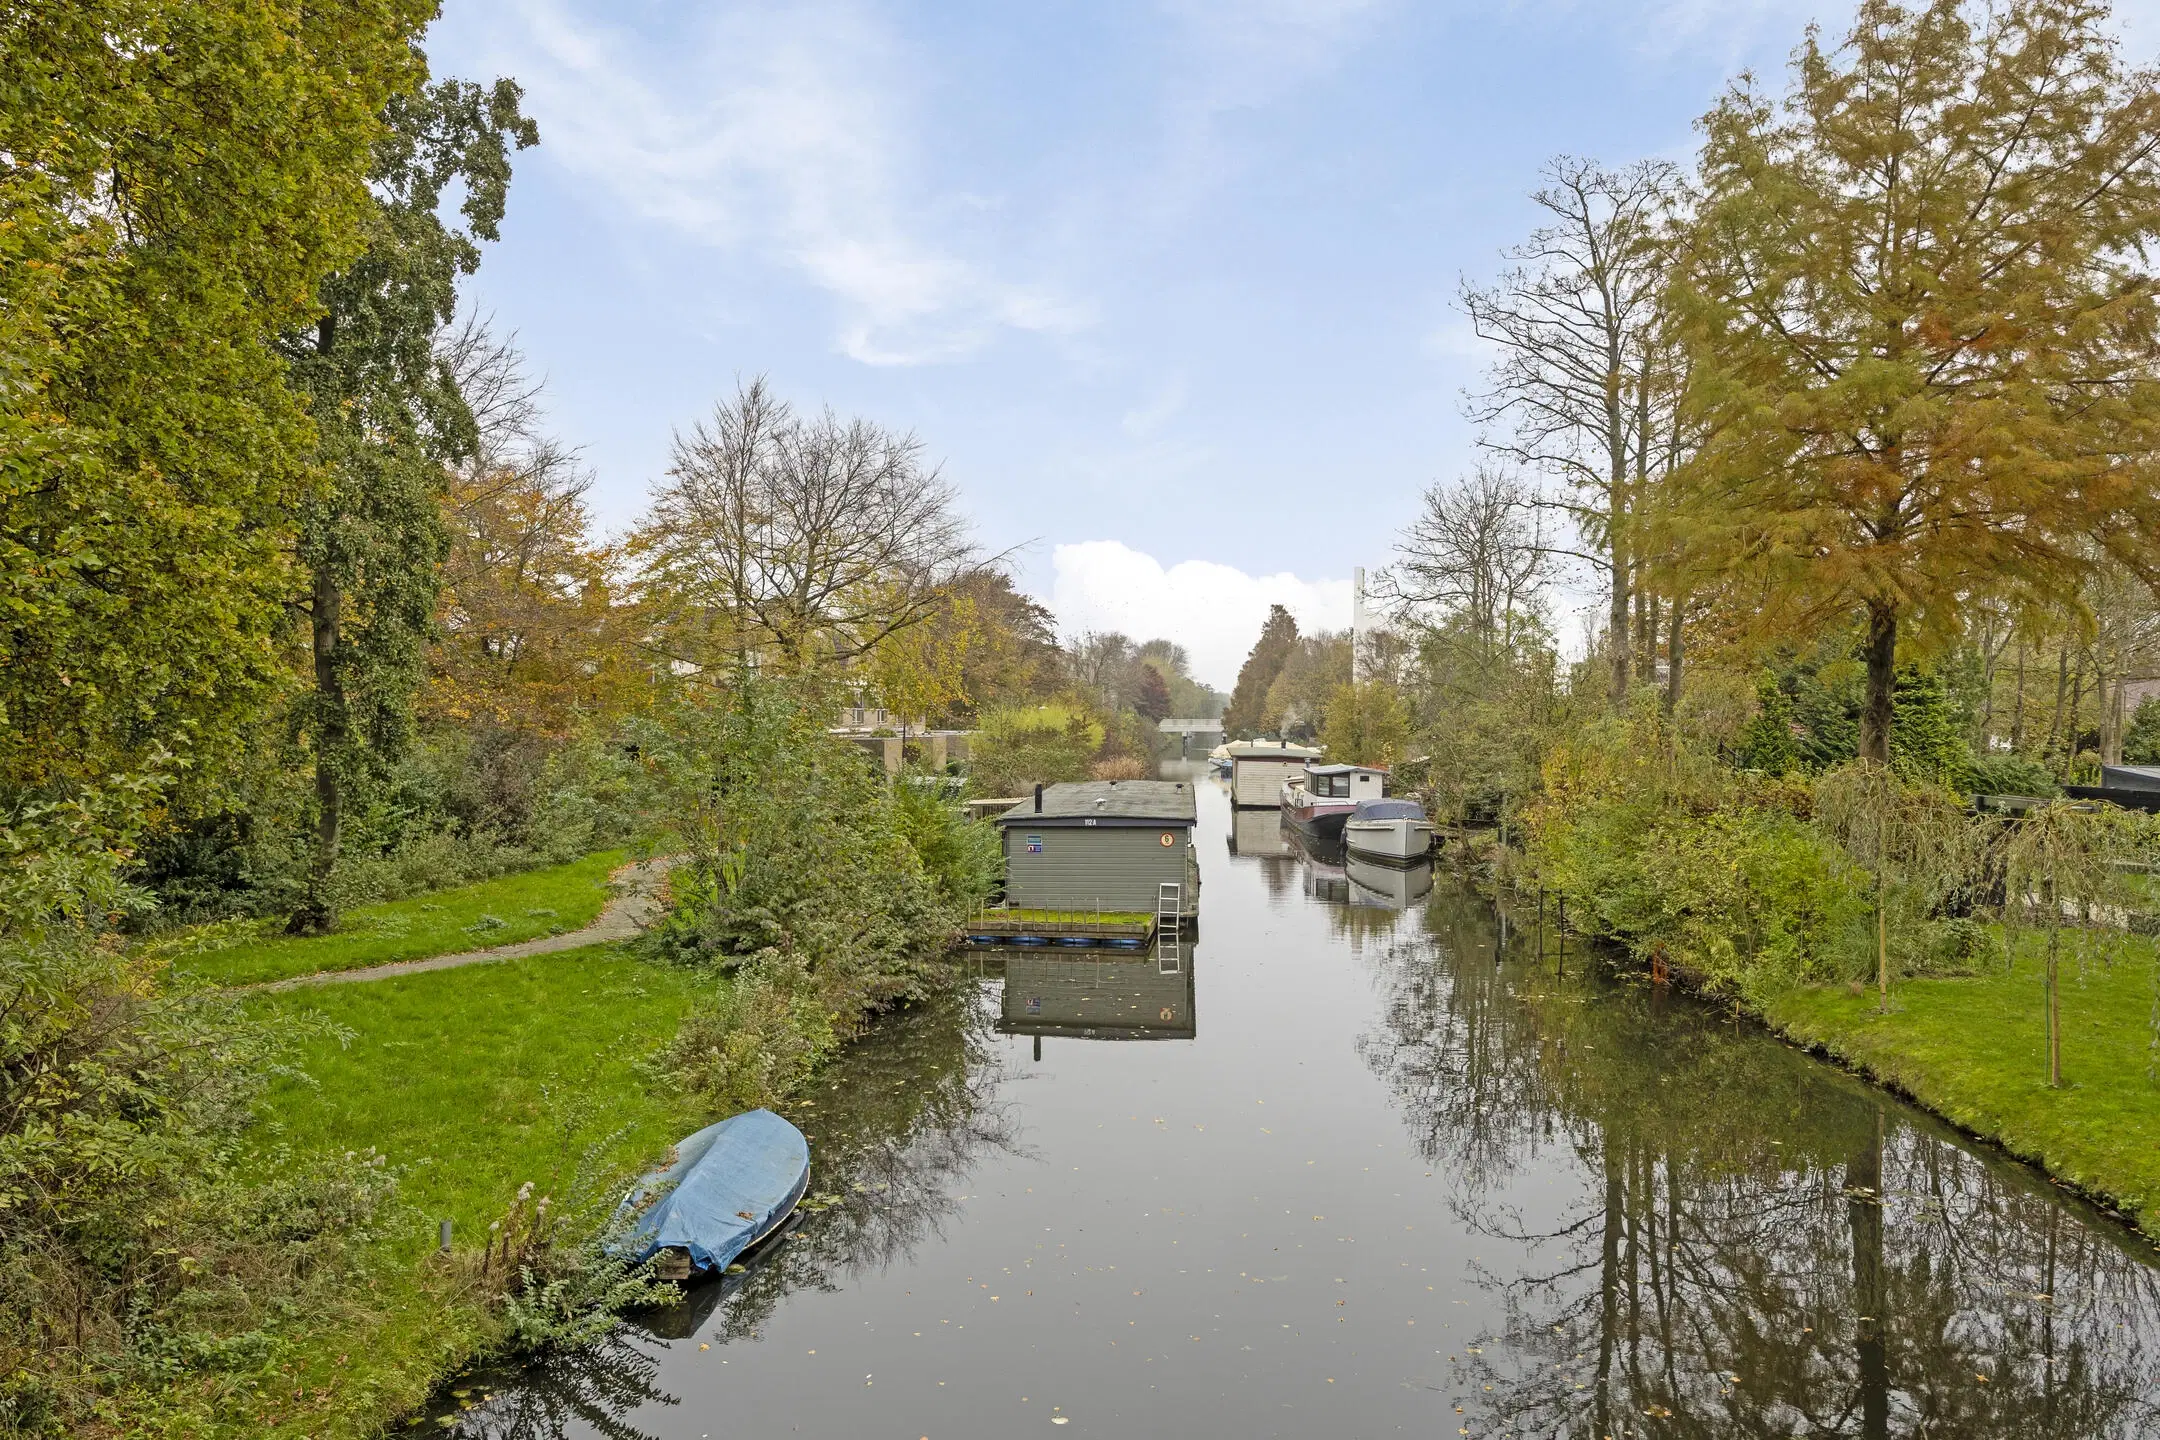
[1526,704,1877,1004]
[637,680,994,1111]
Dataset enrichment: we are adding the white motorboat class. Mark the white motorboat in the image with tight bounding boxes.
[1342,798,1435,862]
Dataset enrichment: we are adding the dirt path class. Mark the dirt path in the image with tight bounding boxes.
[253,856,678,992]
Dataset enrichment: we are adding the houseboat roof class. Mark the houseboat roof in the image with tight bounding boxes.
[1225,740,1323,760]
[995,780,1198,828]
[1306,763,1388,776]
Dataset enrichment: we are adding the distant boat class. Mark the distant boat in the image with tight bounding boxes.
[1280,762,1387,842]
[1342,798,1435,862]
[609,1109,810,1282]
[1207,743,1234,776]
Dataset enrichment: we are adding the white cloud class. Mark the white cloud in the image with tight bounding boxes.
[498,0,1089,364]
[1048,540,1352,690]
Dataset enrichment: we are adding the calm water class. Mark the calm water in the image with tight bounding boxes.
[451,778,2160,1439]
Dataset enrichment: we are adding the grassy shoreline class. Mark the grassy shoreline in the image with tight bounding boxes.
[211,939,714,1438]
[1761,940,2160,1240]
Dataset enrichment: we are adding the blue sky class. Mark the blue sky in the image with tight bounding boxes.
[429,0,2160,687]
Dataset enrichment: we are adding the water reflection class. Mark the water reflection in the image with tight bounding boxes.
[1284,827,1428,949]
[1344,852,1432,910]
[996,952,1196,1042]
[1354,886,2160,1439]
[454,788,2160,1439]
[1228,803,1294,860]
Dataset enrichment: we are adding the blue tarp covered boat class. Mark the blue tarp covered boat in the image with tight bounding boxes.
[609,1109,809,1279]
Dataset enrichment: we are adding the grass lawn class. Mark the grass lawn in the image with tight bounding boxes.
[978,907,1153,926]
[1766,932,2160,1237]
[184,849,627,987]
[224,942,717,1438]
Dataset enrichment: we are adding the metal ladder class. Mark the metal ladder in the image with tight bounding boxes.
[1155,882,1183,975]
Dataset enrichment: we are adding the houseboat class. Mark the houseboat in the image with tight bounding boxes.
[1225,739,1323,807]
[1342,797,1435,862]
[994,780,1199,920]
[1280,762,1387,842]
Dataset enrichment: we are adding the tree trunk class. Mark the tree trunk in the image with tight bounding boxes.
[2103,675,2125,766]
[290,312,344,937]
[2048,642,2070,758]
[293,560,346,934]
[1607,363,1631,706]
[2011,636,2027,751]
[1664,591,1685,714]
[2046,897,2063,1089]
[2063,649,2088,779]
[1875,866,1889,1012]
[1860,602,1897,764]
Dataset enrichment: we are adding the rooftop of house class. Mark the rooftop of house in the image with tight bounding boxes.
[995,780,1198,826]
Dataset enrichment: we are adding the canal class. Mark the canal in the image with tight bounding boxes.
[455,778,2160,1438]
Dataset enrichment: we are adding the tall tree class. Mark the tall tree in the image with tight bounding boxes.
[1134,664,1173,723]
[429,324,641,737]
[1463,157,1684,705]
[1385,468,1551,663]
[1223,604,1300,738]
[283,78,538,932]
[1670,0,2160,763]
[0,0,434,794]
[639,379,979,675]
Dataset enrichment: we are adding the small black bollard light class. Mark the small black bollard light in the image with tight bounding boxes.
[439,1218,453,1255]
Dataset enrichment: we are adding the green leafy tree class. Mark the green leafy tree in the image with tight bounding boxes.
[1223,604,1299,738]
[1319,680,1412,766]
[1671,0,2160,764]
[1134,664,1173,722]
[0,0,434,794]
[282,79,538,932]
[969,702,1105,795]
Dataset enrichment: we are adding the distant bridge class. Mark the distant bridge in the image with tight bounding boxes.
[1158,717,1225,735]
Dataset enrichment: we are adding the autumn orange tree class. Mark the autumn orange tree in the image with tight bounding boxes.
[1668,0,2160,762]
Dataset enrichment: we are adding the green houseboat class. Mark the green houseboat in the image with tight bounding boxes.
[994,780,1199,921]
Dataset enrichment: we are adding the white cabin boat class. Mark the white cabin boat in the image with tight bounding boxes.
[1280,763,1386,841]
[1342,798,1435,862]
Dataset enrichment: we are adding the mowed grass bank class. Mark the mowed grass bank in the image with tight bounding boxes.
[1767,936,2160,1236]
[186,849,627,987]
[223,943,717,1438]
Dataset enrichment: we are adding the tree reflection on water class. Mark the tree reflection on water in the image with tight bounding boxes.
[1361,885,2160,1439]
[442,981,1016,1439]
